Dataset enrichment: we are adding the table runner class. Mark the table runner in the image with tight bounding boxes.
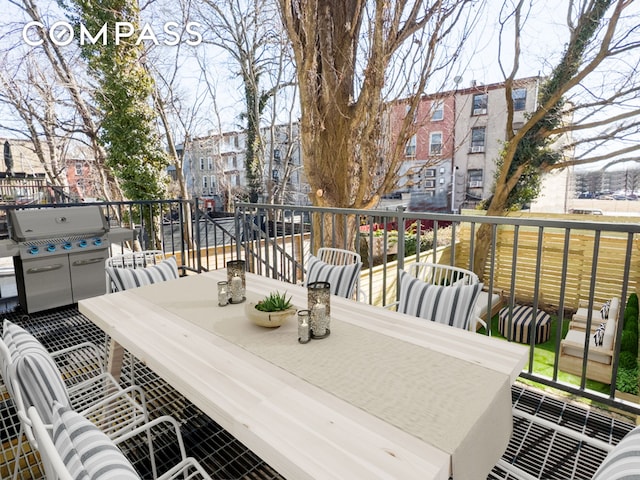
[132,273,509,456]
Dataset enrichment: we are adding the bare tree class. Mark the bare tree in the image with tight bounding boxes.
[4,0,122,203]
[197,0,296,203]
[0,54,70,189]
[473,0,640,277]
[277,0,479,244]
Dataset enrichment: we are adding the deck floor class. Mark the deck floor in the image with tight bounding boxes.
[0,304,636,480]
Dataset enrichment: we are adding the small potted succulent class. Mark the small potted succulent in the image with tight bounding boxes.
[245,291,296,327]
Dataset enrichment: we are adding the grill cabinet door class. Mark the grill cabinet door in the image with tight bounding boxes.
[14,256,73,313]
[69,250,109,301]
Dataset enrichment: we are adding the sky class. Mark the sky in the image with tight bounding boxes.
[1,0,638,171]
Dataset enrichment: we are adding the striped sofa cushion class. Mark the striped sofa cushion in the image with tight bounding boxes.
[107,256,179,292]
[3,320,71,423]
[52,402,140,479]
[592,425,640,479]
[397,270,483,330]
[305,254,362,299]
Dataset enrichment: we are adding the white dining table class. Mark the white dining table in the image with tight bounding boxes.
[79,270,528,480]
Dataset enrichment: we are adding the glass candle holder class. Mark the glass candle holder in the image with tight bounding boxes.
[217,281,229,306]
[307,281,330,338]
[297,309,311,344]
[227,260,246,303]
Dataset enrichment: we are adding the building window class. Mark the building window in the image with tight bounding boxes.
[272,169,280,181]
[274,149,281,161]
[472,93,488,115]
[431,100,444,121]
[202,176,208,190]
[210,176,216,192]
[75,162,83,175]
[429,132,443,155]
[424,179,435,188]
[468,169,483,188]
[207,157,213,170]
[199,158,205,170]
[405,135,416,157]
[232,156,238,169]
[235,175,241,186]
[470,127,486,153]
[512,88,527,111]
[425,168,436,177]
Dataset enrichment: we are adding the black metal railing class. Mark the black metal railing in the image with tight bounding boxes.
[235,202,640,416]
[2,198,640,415]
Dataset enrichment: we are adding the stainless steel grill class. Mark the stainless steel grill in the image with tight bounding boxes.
[7,206,111,313]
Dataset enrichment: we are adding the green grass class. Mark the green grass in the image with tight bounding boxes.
[479,313,610,395]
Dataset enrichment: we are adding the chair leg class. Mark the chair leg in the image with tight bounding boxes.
[12,423,24,480]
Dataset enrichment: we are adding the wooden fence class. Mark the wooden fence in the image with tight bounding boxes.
[456,222,640,312]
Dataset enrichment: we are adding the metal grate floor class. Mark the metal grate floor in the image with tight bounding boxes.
[0,305,636,480]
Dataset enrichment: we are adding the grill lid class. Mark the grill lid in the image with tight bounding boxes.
[8,206,109,242]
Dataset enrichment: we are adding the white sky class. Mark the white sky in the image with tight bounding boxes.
[1,0,638,172]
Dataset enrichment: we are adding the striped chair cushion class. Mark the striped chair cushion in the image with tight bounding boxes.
[3,321,70,423]
[305,254,362,299]
[397,270,482,330]
[107,256,179,292]
[592,425,640,480]
[52,402,140,479]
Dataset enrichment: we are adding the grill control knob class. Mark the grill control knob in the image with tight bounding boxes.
[79,240,88,248]
[47,244,56,252]
[93,238,103,246]
[29,246,39,255]
[63,242,72,250]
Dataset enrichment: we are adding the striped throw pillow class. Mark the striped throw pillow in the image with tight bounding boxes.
[592,425,640,480]
[107,256,179,292]
[397,270,483,330]
[305,254,362,299]
[52,402,140,480]
[3,320,71,423]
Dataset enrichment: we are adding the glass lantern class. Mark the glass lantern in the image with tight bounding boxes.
[226,260,246,303]
[217,281,229,306]
[307,281,330,338]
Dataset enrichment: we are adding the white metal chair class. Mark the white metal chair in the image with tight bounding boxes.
[0,321,152,480]
[105,249,167,293]
[497,409,640,480]
[304,247,363,300]
[28,403,213,480]
[386,263,483,331]
[408,262,489,331]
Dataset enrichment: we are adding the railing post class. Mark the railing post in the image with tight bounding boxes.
[194,197,202,273]
[234,203,242,262]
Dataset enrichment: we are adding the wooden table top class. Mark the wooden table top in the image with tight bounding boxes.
[79,270,528,480]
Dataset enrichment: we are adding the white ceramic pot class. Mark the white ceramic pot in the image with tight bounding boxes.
[245,302,297,328]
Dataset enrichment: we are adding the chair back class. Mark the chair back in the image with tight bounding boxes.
[106,250,166,269]
[305,248,363,299]
[28,406,74,480]
[317,247,361,267]
[397,269,483,331]
[105,251,179,293]
[408,262,479,286]
[0,333,40,454]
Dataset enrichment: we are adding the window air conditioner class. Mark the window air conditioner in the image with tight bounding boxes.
[469,181,483,188]
[473,108,487,115]
[471,146,485,153]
